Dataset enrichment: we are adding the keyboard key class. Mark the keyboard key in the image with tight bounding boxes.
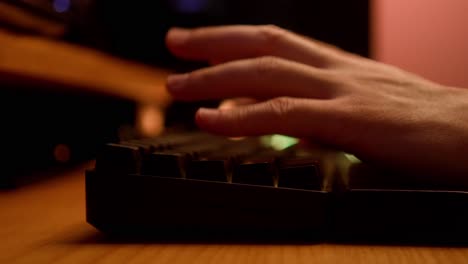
[95,143,141,174]
[278,158,322,190]
[173,141,228,159]
[141,151,189,178]
[188,159,229,182]
[232,157,276,186]
[128,132,213,151]
[120,140,156,153]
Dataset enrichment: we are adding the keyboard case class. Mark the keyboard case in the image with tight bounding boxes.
[85,133,468,243]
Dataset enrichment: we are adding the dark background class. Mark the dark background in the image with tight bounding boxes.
[68,0,370,69]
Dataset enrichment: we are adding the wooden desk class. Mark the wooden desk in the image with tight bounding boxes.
[1,164,468,264]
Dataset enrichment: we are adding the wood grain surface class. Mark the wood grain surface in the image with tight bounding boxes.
[1,163,468,264]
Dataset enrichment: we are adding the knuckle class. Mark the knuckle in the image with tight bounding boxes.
[268,97,295,119]
[258,25,287,43]
[257,25,288,53]
[253,56,282,78]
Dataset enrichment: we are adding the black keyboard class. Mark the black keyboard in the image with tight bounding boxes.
[85,131,468,243]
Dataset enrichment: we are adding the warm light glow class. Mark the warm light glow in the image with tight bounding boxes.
[54,144,71,163]
[136,104,165,137]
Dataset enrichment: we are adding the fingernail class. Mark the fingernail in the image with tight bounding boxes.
[167,28,191,46]
[166,74,188,93]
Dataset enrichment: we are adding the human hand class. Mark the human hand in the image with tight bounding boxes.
[165,25,468,178]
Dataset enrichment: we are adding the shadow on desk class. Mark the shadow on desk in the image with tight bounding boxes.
[63,227,322,246]
[60,223,468,248]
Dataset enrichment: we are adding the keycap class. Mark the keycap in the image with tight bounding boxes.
[141,151,189,178]
[186,138,264,182]
[188,159,229,182]
[120,140,156,153]
[173,141,228,159]
[95,143,141,174]
[221,138,264,161]
[140,134,234,179]
[128,132,212,151]
[232,157,277,186]
[278,158,322,190]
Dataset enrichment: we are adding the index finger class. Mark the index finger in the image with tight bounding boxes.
[166,25,339,68]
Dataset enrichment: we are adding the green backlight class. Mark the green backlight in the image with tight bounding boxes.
[344,153,362,163]
[260,135,299,150]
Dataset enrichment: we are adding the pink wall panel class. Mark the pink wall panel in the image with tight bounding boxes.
[373,0,468,88]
